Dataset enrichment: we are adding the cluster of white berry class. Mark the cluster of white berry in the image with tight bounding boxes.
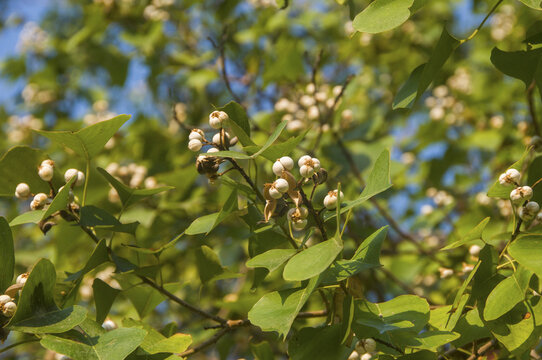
[6,114,43,144]
[499,168,541,221]
[187,110,238,153]
[424,85,465,125]
[490,4,515,41]
[263,155,343,230]
[348,338,376,360]
[274,84,347,132]
[143,0,173,21]
[0,273,28,320]
[447,67,472,95]
[14,160,85,211]
[17,22,50,54]
[21,82,55,107]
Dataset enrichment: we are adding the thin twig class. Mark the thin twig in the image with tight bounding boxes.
[180,327,231,357]
[466,339,495,360]
[460,0,504,44]
[298,185,328,240]
[227,158,265,203]
[209,33,242,104]
[0,338,39,354]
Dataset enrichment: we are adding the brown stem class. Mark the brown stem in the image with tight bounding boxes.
[466,339,495,360]
[209,34,242,104]
[180,327,231,357]
[227,158,265,203]
[298,185,328,240]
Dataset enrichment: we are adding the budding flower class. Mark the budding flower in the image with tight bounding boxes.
[288,206,308,221]
[38,160,54,182]
[64,169,85,186]
[510,186,533,204]
[30,193,49,210]
[209,110,228,129]
[439,267,454,279]
[15,183,31,199]
[272,156,294,176]
[188,129,204,141]
[298,155,320,178]
[469,245,481,257]
[355,338,376,354]
[323,189,344,210]
[273,178,289,194]
[188,139,203,152]
[16,273,29,286]
[519,201,540,221]
[2,301,17,317]
[498,168,521,186]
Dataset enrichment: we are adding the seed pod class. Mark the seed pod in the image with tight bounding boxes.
[313,168,328,184]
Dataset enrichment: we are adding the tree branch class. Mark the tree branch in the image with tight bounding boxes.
[527,80,541,137]
[298,185,328,240]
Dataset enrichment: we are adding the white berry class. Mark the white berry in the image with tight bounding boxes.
[299,165,315,178]
[519,201,540,221]
[323,189,344,209]
[292,219,307,231]
[499,168,521,185]
[15,183,31,199]
[188,139,203,152]
[189,129,204,141]
[0,295,11,306]
[2,301,17,317]
[469,245,481,257]
[273,178,289,194]
[209,110,228,129]
[207,147,219,154]
[212,131,230,146]
[102,319,117,331]
[64,169,85,186]
[31,193,48,210]
[16,273,29,286]
[510,186,533,204]
[298,155,312,167]
[38,165,54,182]
[272,156,294,176]
[268,186,283,199]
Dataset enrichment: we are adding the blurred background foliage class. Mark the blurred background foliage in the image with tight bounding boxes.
[0,0,541,358]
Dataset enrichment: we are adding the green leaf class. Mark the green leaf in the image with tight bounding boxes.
[352,0,414,34]
[325,149,391,220]
[485,302,537,354]
[393,63,425,109]
[40,328,147,360]
[487,148,531,198]
[283,237,343,281]
[490,47,542,87]
[354,295,430,334]
[42,175,77,219]
[441,217,490,250]
[185,190,238,235]
[80,206,139,235]
[250,130,308,162]
[251,341,274,360]
[116,276,177,319]
[0,146,51,196]
[484,266,532,321]
[288,325,352,360]
[394,26,460,109]
[9,210,45,226]
[10,306,87,334]
[218,101,254,146]
[65,239,110,282]
[321,226,388,283]
[415,331,460,350]
[7,259,58,327]
[97,167,173,209]
[195,245,225,283]
[248,275,320,338]
[93,279,121,324]
[509,235,542,278]
[208,150,253,159]
[146,333,192,354]
[516,0,542,10]
[35,115,130,159]
[0,217,14,293]
[250,120,288,158]
[246,249,298,273]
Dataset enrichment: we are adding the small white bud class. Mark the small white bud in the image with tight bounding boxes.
[2,301,17,317]
[206,147,219,154]
[323,190,344,209]
[292,219,307,231]
[31,193,48,210]
[537,212,542,222]
[439,267,454,279]
[355,338,376,354]
[75,171,86,186]
[0,295,11,306]
[469,245,481,257]
[273,178,289,193]
[298,155,312,168]
[299,165,315,178]
[306,83,315,94]
[361,354,373,360]
[312,158,321,171]
[268,186,283,199]
[348,350,359,360]
[102,319,117,331]
[64,169,85,186]
[315,91,327,103]
[272,156,294,176]
[510,186,533,204]
[519,201,540,221]
[188,139,203,152]
[300,95,315,108]
[16,273,29,286]
[189,129,204,141]
[288,207,308,221]
[41,159,54,168]
[15,183,31,199]
[38,165,54,182]
[209,110,228,129]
